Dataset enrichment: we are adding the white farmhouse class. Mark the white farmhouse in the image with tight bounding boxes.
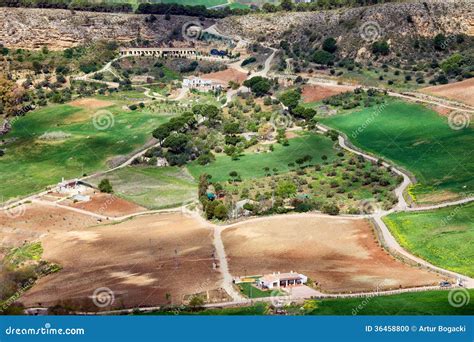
[257,271,308,289]
[182,76,223,91]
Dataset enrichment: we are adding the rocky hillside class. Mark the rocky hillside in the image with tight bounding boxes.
[0,8,215,50]
[217,0,473,57]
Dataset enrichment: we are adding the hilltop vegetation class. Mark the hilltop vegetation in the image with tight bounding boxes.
[219,1,474,89]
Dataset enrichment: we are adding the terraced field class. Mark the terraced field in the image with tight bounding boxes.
[322,101,474,203]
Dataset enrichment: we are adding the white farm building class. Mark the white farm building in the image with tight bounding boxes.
[257,271,308,289]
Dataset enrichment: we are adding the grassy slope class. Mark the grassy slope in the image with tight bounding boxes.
[322,100,473,202]
[384,202,474,277]
[187,133,338,182]
[308,290,474,315]
[88,166,197,209]
[0,102,169,201]
[147,290,474,315]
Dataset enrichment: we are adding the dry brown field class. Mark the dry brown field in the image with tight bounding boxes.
[8,212,221,310]
[301,84,354,103]
[420,78,474,106]
[222,214,444,293]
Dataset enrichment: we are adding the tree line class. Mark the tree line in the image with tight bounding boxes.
[0,0,404,17]
[0,0,133,13]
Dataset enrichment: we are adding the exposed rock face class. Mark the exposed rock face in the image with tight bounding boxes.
[217,0,474,53]
[0,8,215,50]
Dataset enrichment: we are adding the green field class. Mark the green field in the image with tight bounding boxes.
[187,133,338,182]
[322,101,474,203]
[384,202,474,277]
[159,0,228,7]
[103,0,228,8]
[306,290,474,315]
[237,283,285,298]
[0,101,170,201]
[147,302,269,315]
[148,290,474,315]
[88,166,197,209]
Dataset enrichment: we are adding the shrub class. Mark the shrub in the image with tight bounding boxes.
[321,203,340,215]
[98,179,113,193]
[213,203,228,220]
[311,50,335,65]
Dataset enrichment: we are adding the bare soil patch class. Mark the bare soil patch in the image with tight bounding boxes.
[222,215,443,293]
[428,104,452,117]
[421,78,474,106]
[67,193,146,217]
[20,213,222,310]
[414,190,462,205]
[69,98,114,110]
[0,203,101,258]
[301,84,354,103]
[202,68,247,86]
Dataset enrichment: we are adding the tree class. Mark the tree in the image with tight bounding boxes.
[205,200,219,219]
[223,122,240,134]
[243,76,271,97]
[322,202,340,215]
[292,106,316,120]
[189,295,204,310]
[279,90,301,110]
[197,104,221,126]
[262,3,277,12]
[229,171,239,182]
[276,180,297,198]
[433,33,446,51]
[213,203,228,220]
[372,40,390,56]
[440,54,464,75]
[163,133,189,153]
[0,76,25,117]
[98,179,113,193]
[322,37,337,53]
[152,124,172,144]
[280,0,293,11]
[197,152,215,165]
[311,50,335,65]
